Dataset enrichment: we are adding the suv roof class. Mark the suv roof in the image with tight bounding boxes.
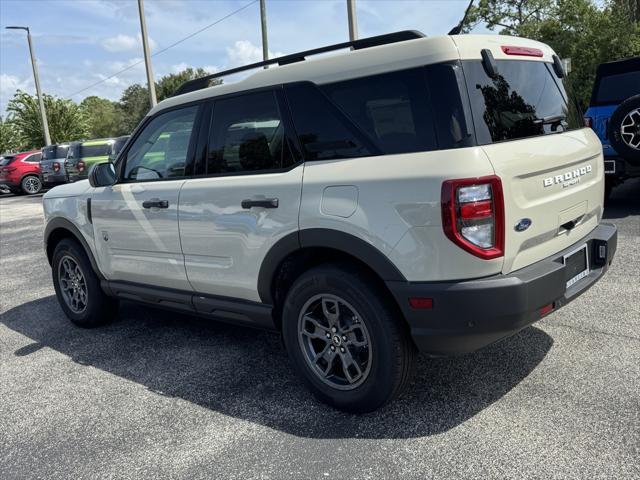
[152,32,555,117]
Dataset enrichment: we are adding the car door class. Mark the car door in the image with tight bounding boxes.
[91,105,200,291]
[179,89,304,303]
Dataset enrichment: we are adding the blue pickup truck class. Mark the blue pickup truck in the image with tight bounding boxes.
[584,57,640,199]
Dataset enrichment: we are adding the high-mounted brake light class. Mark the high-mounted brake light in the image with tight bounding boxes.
[441,176,504,260]
[501,45,543,58]
[53,162,60,172]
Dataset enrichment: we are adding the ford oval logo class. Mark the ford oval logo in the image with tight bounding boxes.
[515,218,532,232]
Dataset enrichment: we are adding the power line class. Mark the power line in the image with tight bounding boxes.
[67,0,258,99]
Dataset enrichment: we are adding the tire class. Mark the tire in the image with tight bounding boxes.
[20,175,42,195]
[51,238,118,327]
[608,95,640,164]
[282,264,416,412]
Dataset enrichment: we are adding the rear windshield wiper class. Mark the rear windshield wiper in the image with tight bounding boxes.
[534,114,567,131]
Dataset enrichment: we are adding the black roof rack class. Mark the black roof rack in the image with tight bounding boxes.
[172,30,425,97]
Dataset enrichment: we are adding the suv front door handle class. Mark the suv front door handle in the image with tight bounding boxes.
[142,198,169,209]
[241,198,279,209]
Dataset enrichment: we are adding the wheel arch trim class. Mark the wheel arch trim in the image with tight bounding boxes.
[257,228,406,304]
[44,217,104,280]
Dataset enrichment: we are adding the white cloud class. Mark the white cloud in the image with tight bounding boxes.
[0,74,33,114]
[101,33,157,52]
[225,40,283,68]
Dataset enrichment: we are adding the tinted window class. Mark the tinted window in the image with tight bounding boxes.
[285,83,378,160]
[78,144,112,158]
[594,71,640,105]
[207,91,295,174]
[322,68,438,154]
[0,156,15,166]
[124,106,197,181]
[425,63,475,149]
[42,145,69,160]
[24,153,42,163]
[463,60,582,144]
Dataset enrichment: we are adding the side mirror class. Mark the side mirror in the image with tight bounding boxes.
[89,162,117,187]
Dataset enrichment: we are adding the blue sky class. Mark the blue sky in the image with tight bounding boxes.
[0,0,483,114]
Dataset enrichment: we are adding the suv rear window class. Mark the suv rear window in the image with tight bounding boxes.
[69,143,112,159]
[593,71,640,105]
[0,156,15,166]
[42,145,69,160]
[463,60,583,144]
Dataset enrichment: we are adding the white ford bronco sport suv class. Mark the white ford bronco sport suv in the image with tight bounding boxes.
[43,31,617,412]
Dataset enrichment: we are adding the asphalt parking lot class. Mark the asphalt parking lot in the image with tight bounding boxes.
[0,182,639,479]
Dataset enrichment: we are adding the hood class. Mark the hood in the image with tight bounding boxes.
[43,180,92,199]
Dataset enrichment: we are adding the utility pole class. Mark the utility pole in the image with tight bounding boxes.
[347,0,358,41]
[260,0,269,67]
[6,26,51,146]
[137,0,157,107]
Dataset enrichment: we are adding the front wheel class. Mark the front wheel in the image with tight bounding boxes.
[52,238,118,327]
[282,264,416,412]
[21,175,42,195]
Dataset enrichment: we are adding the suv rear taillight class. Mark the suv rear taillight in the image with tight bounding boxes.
[584,117,592,128]
[77,161,85,173]
[53,162,60,172]
[441,176,504,260]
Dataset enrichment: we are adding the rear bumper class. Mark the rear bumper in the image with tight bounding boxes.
[387,223,617,356]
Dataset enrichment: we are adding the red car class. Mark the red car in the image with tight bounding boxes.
[0,150,43,195]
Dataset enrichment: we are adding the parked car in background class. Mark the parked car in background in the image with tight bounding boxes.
[64,138,115,182]
[584,56,640,198]
[108,135,130,163]
[40,144,71,188]
[0,150,43,194]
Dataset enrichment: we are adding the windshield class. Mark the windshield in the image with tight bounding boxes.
[42,145,69,160]
[462,60,583,144]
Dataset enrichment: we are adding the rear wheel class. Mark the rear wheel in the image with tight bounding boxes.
[21,175,42,195]
[282,264,416,412]
[52,238,118,327]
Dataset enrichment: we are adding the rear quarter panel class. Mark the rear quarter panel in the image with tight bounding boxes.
[300,148,502,282]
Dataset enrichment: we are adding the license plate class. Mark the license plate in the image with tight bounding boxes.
[604,160,616,174]
[563,244,589,288]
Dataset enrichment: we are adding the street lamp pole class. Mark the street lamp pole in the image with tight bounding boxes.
[347,0,358,41]
[6,26,51,146]
[260,0,269,67]
[137,0,157,107]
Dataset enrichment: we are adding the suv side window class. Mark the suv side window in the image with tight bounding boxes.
[321,68,438,154]
[25,153,42,163]
[284,83,379,161]
[207,90,295,174]
[123,106,198,181]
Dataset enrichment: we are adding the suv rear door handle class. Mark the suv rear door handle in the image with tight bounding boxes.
[241,198,279,209]
[142,198,169,209]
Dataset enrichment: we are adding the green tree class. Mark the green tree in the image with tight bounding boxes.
[0,116,20,153]
[465,0,640,108]
[156,67,220,101]
[6,90,88,148]
[116,83,151,135]
[80,96,120,138]
[114,68,221,135]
